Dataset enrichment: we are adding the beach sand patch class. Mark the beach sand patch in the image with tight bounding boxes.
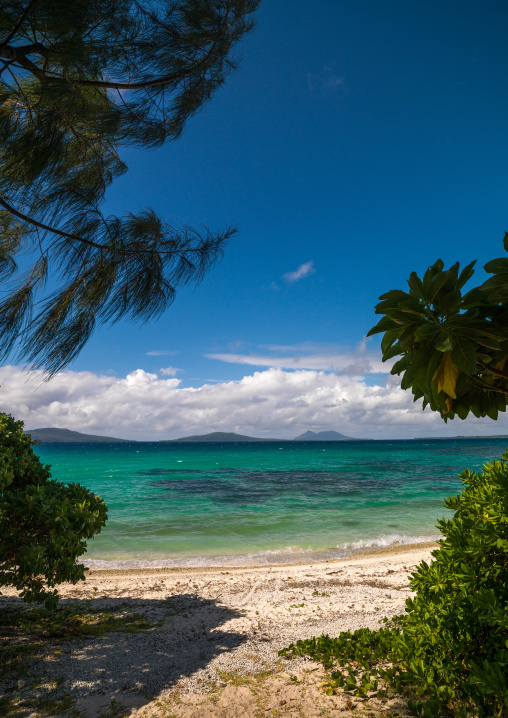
[0,543,434,717]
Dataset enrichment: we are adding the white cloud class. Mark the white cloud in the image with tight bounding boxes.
[159,366,181,376]
[261,342,345,352]
[1,364,505,441]
[282,261,315,284]
[206,349,390,375]
[146,350,178,357]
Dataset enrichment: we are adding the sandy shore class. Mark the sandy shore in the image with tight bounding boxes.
[1,542,437,717]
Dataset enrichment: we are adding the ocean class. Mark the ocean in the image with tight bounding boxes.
[33,438,508,568]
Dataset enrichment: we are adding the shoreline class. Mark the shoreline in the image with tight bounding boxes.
[2,542,437,717]
[85,540,439,577]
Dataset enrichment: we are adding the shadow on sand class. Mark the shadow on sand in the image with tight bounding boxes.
[0,593,248,717]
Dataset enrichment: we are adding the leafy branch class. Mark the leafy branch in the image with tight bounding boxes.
[368,233,508,420]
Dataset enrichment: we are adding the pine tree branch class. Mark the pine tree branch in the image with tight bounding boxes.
[4,5,231,91]
[0,0,41,50]
[1,44,213,91]
[9,49,46,83]
[0,42,46,59]
[0,195,233,258]
[0,195,105,251]
[68,63,211,90]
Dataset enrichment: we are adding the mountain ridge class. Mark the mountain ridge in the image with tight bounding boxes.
[22,427,372,443]
[25,428,131,443]
[294,430,371,441]
[161,431,279,443]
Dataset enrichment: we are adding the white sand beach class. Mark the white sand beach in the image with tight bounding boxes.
[1,542,437,717]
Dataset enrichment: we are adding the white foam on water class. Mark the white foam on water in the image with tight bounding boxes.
[82,533,439,570]
[342,533,439,551]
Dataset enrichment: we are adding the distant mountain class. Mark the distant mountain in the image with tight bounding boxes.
[294,430,369,441]
[163,431,280,443]
[25,428,130,443]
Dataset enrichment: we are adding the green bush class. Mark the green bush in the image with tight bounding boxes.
[280,453,508,717]
[0,414,107,609]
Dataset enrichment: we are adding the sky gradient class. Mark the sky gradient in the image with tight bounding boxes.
[3,0,508,439]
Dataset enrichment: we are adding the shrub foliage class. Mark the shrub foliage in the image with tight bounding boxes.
[280,453,508,717]
[0,414,107,608]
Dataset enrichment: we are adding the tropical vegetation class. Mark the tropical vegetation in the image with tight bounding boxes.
[0,413,107,608]
[0,0,258,374]
[281,453,508,717]
[367,235,508,421]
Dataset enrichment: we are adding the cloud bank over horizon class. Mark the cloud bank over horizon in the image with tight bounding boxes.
[1,364,505,441]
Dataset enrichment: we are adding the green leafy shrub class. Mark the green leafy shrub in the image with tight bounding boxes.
[280,453,508,717]
[0,414,107,609]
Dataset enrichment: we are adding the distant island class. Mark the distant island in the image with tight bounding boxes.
[294,430,371,441]
[161,431,279,443]
[25,428,131,443]
[165,430,371,442]
[23,427,371,443]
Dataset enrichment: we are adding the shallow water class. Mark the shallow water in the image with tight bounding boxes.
[33,438,508,567]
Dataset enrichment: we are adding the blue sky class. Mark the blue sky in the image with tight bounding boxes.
[4,0,508,439]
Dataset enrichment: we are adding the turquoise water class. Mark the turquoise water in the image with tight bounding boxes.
[33,439,508,567]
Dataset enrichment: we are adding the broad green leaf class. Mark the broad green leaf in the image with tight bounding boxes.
[436,351,459,399]
[381,327,402,354]
[459,328,501,351]
[426,350,443,388]
[484,285,508,304]
[383,342,404,361]
[429,272,449,302]
[434,290,461,314]
[391,356,409,374]
[483,257,508,275]
[454,402,470,420]
[435,335,453,353]
[486,399,498,421]
[415,323,437,342]
[408,272,425,299]
[461,286,488,309]
[451,338,477,375]
[431,258,445,273]
[377,289,412,303]
[367,316,399,336]
[457,261,476,290]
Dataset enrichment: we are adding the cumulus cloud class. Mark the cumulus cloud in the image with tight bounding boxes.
[282,261,315,284]
[1,364,504,441]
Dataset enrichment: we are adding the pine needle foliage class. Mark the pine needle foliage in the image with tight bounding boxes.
[0,0,259,373]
